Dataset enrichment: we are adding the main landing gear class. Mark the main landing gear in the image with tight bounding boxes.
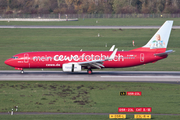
[87,69,92,74]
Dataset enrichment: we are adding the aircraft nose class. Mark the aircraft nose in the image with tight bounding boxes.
[4,59,12,66]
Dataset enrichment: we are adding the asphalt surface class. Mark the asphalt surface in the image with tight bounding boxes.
[0,25,180,29]
[0,70,180,84]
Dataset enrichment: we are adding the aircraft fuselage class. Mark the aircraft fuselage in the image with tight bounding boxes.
[5,51,167,69]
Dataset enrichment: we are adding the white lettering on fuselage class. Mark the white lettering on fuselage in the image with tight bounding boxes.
[53,54,125,62]
[33,55,52,62]
[46,64,60,66]
[32,54,136,62]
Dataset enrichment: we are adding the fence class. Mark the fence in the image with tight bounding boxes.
[0,14,180,19]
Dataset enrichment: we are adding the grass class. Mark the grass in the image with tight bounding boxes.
[0,81,179,114]
[0,114,180,120]
[0,19,180,120]
[1,18,180,26]
[0,28,179,71]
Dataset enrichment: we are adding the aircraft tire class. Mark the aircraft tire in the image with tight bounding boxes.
[87,69,92,74]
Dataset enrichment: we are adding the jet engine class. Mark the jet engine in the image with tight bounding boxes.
[62,63,81,72]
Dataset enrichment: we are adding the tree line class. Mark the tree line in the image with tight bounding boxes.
[0,0,180,14]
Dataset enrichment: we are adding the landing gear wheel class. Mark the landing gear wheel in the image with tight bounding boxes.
[21,70,24,74]
[87,69,92,74]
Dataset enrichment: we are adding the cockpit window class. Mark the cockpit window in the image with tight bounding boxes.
[11,56,18,59]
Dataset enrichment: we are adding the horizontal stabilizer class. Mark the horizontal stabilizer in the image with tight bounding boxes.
[154,50,174,57]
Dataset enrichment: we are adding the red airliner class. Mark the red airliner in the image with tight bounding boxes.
[5,21,174,74]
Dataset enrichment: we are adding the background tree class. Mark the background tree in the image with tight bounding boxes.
[113,0,138,14]
[0,0,180,14]
[156,0,166,13]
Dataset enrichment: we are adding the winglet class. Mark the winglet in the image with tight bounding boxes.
[109,45,115,51]
[107,48,118,60]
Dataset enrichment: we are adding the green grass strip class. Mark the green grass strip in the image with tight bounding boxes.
[0,81,179,114]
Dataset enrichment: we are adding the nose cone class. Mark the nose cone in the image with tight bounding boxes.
[4,58,13,66]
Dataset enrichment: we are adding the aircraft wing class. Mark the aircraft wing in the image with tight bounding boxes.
[78,48,118,69]
[154,50,174,57]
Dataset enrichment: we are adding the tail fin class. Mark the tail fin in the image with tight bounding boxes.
[131,20,173,52]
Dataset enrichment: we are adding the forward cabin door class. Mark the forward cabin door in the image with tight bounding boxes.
[24,54,30,68]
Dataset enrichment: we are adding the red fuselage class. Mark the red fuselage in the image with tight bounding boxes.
[5,51,167,69]
[4,20,173,73]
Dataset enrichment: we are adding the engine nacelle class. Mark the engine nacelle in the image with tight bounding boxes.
[62,63,81,72]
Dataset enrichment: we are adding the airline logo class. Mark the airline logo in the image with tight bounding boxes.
[32,54,136,62]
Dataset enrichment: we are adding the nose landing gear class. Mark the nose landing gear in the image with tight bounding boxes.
[15,68,24,74]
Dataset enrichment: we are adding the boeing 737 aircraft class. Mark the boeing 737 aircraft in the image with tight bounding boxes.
[5,21,174,74]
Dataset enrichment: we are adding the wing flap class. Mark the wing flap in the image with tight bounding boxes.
[90,63,102,69]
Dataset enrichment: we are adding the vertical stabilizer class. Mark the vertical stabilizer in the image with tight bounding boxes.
[131,20,173,52]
